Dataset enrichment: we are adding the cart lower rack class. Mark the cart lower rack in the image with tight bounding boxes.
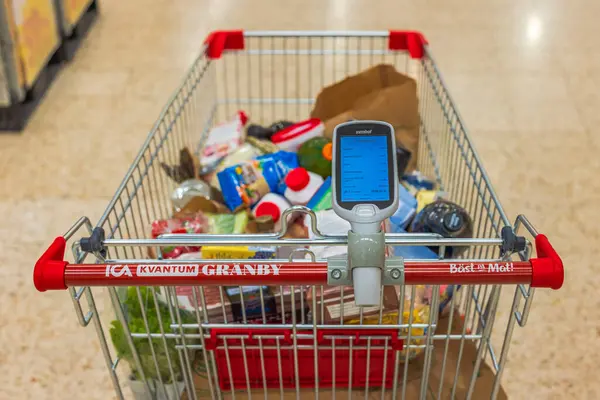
[33,30,564,400]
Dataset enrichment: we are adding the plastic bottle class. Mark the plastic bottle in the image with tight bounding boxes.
[252,193,292,233]
[410,199,473,258]
[284,167,325,206]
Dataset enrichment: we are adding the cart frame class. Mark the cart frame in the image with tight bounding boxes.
[33,30,563,400]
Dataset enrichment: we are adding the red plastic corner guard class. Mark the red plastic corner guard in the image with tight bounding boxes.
[530,234,564,290]
[34,237,68,292]
[388,30,428,59]
[204,30,245,59]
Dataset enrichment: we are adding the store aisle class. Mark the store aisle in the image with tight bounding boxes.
[0,0,597,399]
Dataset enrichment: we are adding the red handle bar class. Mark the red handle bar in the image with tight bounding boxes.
[33,235,563,292]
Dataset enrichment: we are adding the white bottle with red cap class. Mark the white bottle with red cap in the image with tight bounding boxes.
[252,193,292,233]
[284,167,325,206]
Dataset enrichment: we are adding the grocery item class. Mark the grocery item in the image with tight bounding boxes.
[306,285,399,324]
[158,260,307,323]
[201,246,277,259]
[171,179,222,211]
[410,200,474,258]
[345,297,430,361]
[252,193,292,233]
[418,284,457,315]
[150,211,249,259]
[173,197,230,219]
[306,176,332,211]
[396,145,412,178]
[209,212,249,234]
[393,242,439,259]
[207,143,262,188]
[224,286,277,322]
[270,118,325,152]
[415,189,446,213]
[304,209,351,259]
[388,225,439,259]
[389,183,418,230]
[284,167,324,206]
[218,151,299,211]
[402,171,436,194]
[254,215,275,233]
[200,111,248,169]
[311,64,420,171]
[161,147,200,183]
[247,120,294,140]
[297,136,332,178]
[151,213,210,258]
[245,136,280,154]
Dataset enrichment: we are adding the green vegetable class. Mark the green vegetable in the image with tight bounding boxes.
[298,137,332,178]
[109,287,197,383]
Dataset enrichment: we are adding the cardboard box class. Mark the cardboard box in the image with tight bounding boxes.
[310,64,420,171]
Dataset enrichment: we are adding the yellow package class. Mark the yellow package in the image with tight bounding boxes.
[201,245,277,259]
[62,0,92,26]
[345,302,430,361]
[10,0,61,87]
[416,190,446,212]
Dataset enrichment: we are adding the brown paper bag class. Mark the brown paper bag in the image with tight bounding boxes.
[311,64,420,171]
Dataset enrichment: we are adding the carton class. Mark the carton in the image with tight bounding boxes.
[310,64,420,171]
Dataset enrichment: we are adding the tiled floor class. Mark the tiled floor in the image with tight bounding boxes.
[1,0,598,399]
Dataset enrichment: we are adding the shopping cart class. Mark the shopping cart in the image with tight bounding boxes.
[33,30,564,400]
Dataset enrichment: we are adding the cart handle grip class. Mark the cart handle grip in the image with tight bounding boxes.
[530,234,564,289]
[33,236,68,292]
